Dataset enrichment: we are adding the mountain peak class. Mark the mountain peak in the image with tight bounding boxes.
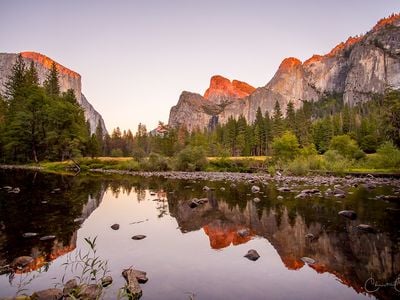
[373,13,400,31]
[204,75,255,101]
[326,36,363,57]
[20,51,80,79]
[278,57,302,72]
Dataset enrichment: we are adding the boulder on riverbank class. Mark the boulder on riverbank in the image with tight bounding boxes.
[338,210,357,220]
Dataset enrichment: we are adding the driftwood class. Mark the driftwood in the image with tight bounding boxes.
[122,268,143,299]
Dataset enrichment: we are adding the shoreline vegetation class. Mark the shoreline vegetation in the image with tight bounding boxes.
[0,154,399,180]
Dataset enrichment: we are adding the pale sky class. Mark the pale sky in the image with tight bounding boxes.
[1,0,399,132]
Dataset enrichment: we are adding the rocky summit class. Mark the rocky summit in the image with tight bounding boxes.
[0,51,107,134]
[168,14,400,131]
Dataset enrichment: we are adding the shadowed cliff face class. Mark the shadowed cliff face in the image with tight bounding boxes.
[168,14,400,132]
[166,181,400,300]
[0,52,107,134]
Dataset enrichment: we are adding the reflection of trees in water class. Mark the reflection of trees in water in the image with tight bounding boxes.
[164,180,400,300]
[1,172,399,300]
[0,170,105,270]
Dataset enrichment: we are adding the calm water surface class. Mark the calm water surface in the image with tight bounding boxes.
[0,170,399,300]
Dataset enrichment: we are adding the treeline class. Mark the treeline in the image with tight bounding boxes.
[1,54,399,173]
[0,55,100,162]
[103,91,400,159]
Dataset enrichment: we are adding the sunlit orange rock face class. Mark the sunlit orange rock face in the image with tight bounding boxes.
[326,36,363,58]
[373,13,400,31]
[303,54,323,65]
[204,75,255,101]
[20,51,80,79]
[277,57,302,72]
[203,225,253,249]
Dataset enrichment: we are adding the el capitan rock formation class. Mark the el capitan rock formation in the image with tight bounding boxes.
[0,51,107,134]
[169,13,400,131]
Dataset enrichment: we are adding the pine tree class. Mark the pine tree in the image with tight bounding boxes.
[44,62,60,98]
[285,101,296,133]
[4,54,26,101]
[25,61,39,88]
[264,111,272,155]
[272,100,284,138]
[253,107,266,155]
[95,120,104,155]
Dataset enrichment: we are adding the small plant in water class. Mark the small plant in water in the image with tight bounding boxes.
[60,236,110,299]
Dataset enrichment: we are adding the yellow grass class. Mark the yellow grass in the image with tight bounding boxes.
[95,157,133,162]
[207,156,270,161]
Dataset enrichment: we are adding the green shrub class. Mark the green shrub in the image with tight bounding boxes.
[174,146,208,171]
[300,144,318,157]
[323,150,352,174]
[360,134,378,153]
[367,142,400,169]
[140,153,171,171]
[286,157,309,176]
[272,131,299,162]
[353,149,366,160]
[329,135,359,159]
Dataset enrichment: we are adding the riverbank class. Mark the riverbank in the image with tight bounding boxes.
[1,163,400,188]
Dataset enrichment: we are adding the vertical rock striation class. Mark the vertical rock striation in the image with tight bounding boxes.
[168,14,400,131]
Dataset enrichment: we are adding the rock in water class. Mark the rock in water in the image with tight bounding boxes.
[11,256,34,269]
[338,210,357,220]
[301,257,316,265]
[101,276,113,287]
[31,288,63,300]
[237,229,250,238]
[40,235,56,241]
[357,224,375,233]
[78,284,102,300]
[244,249,260,261]
[132,235,146,240]
[22,232,38,238]
[63,278,78,297]
[251,186,260,193]
[130,269,148,283]
[111,224,120,230]
[305,233,315,240]
[122,268,143,299]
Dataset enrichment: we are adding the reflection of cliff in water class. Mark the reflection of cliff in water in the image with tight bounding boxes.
[0,170,106,272]
[168,188,400,300]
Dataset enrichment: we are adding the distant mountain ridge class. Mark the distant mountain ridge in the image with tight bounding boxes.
[169,13,400,131]
[0,51,107,134]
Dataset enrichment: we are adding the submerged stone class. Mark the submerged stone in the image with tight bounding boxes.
[301,257,316,265]
[111,224,120,230]
[244,249,260,261]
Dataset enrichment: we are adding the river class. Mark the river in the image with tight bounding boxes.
[0,170,399,299]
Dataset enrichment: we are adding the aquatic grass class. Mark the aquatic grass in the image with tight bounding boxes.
[60,236,110,297]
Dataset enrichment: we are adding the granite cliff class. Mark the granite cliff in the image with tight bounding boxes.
[0,52,107,134]
[169,14,400,131]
